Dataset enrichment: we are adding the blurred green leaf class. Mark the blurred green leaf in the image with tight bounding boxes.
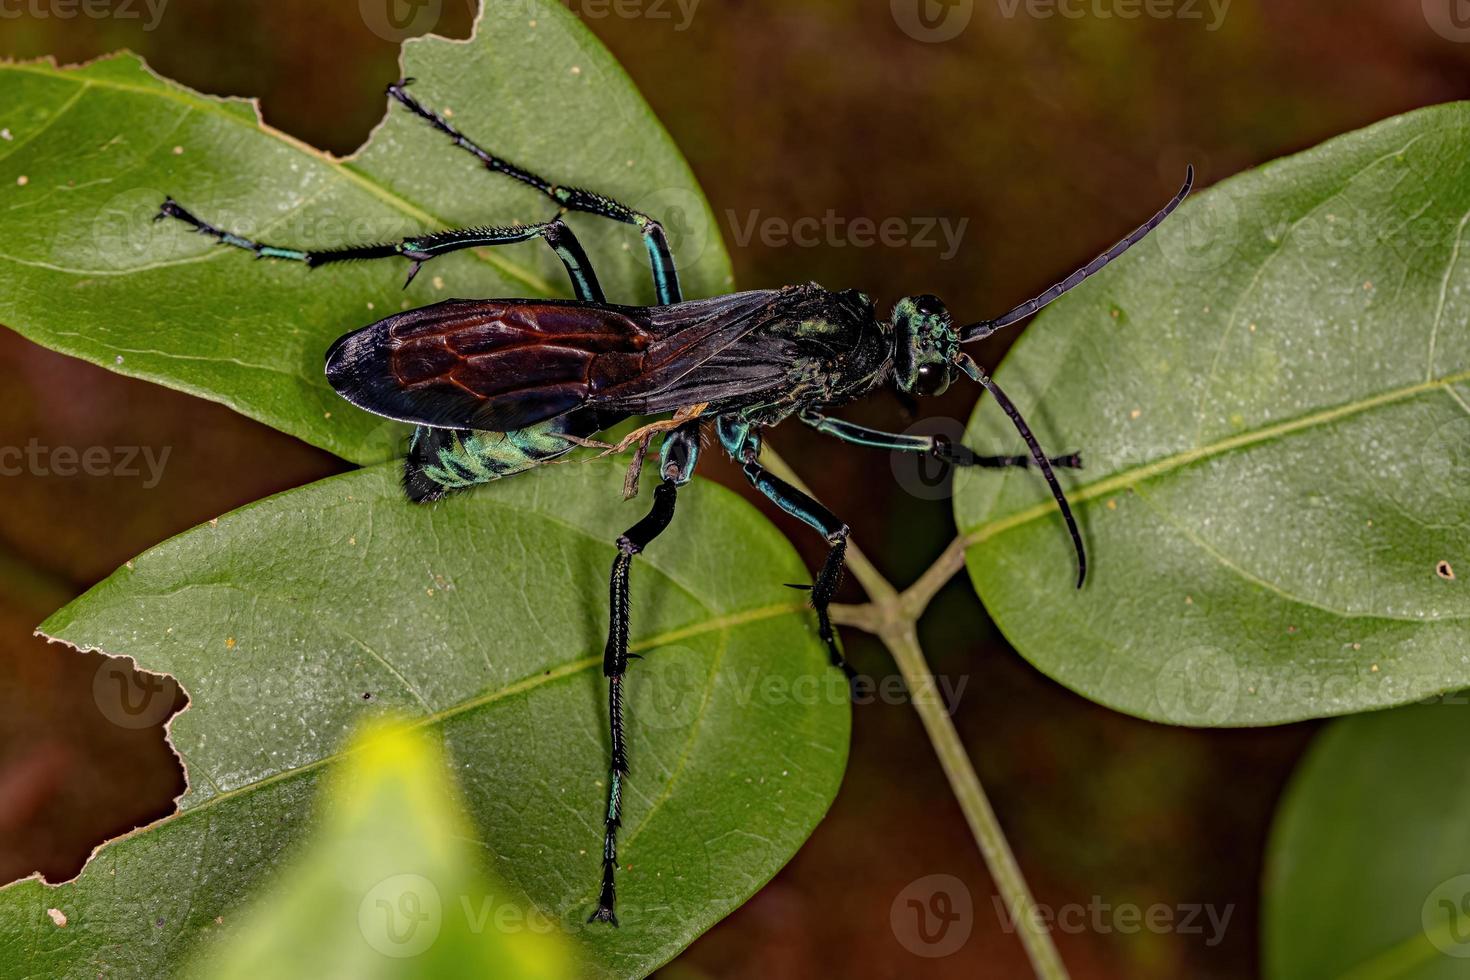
[955,104,1470,726]
[184,719,573,980]
[1263,699,1470,979]
[0,462,848,978]
[0,0,729,464]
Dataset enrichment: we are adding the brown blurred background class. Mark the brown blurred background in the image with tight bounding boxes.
[2,1,1468,977]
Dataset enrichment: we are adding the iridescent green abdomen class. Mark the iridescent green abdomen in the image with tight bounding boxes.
[404,419,583,502]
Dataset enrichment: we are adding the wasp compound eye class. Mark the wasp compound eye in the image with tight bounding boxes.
[914,362,951,397]
[912,294,946,318]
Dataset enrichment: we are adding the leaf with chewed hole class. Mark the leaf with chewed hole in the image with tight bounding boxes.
[956,104,1470,726]
[0,0,729,465]
[0,461,848,978]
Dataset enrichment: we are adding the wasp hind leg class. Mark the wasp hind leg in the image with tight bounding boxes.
[154,200,606,298]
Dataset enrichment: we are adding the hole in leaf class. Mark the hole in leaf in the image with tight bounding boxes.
[0,640,186,887]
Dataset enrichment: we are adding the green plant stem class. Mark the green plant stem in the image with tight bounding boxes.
[758,446,1068,980]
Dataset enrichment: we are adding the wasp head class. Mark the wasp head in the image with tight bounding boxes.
[891,294,959,397]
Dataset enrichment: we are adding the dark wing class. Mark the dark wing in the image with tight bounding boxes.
[595,284,881,415]
[325,291,781,431]
[594,338,799,415]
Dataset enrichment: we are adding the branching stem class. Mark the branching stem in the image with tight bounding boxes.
[760,446,1068,980]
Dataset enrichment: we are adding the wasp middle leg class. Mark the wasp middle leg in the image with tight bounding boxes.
[716,417,855,681]
[387,79,683,306]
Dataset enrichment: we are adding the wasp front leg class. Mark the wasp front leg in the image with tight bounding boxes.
[800,409,1086,586]
[799,410,1082,470]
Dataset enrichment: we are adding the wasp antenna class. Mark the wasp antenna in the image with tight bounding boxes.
[956,354,1086,587]
[961,165,1193,344]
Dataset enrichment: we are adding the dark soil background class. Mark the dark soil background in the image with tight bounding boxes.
[2,2,1466,977]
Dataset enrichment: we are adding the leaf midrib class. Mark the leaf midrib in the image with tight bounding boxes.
[965,366,1470,546]
[0,61,556,295]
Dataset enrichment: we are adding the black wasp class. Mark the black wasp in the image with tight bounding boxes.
[156,79,1191,925]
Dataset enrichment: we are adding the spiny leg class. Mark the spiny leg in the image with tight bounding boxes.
[387,79,682,305]
[591,421,702,926]
[800,410,1083,470]
[155,200,606,298]
[716,417,855,680]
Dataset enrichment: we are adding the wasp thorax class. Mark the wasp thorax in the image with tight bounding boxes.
[891,294,959,397]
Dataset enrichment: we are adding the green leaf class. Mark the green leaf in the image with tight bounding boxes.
[183,720,575,979]
[0,0,730,464]
[955,104,1470,726]
[0,6,841,974]
[0,461,848,978]
[1263,699,1470,979]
